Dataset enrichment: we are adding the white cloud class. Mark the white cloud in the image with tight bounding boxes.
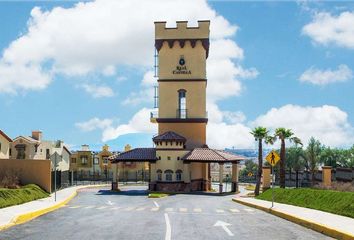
[299,64,353,85]
[206,103,254,149]
[101,108,157,142]
[75,117,113,132]
[82,84,114,98]
[0,0,243,94]
[76,108,156,142]
[0,62,51,94]
[252,104,354,147]
[302,11,354,49]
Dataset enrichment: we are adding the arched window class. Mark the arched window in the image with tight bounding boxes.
[176,169,183,181]
[157,169,162,181]
[164,170,173,181]
[178,89,187,119]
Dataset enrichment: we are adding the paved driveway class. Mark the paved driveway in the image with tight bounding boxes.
[0,185,332,240]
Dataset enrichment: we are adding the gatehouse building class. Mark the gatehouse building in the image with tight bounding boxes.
[110,20,245,193]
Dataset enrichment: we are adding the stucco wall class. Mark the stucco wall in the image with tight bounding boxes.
[158,123,206,148]
[0,158,51,192]
[0,135,10,159]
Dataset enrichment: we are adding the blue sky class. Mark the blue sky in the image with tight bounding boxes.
[1,0,354,151]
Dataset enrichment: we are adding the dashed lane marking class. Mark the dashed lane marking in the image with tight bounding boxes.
[165,208,173,212]
[216,209,225,213]
[151,207,160,211]
[68,206,81,209]
[84,206,94,209]
[136,207,145,211]
[111,207,121,210]
[229,209,240,213]
[193,208,202,213]
[179,208,187,212]
[244,208,254,212]
[124,207,135,211]
[96,206,107,210]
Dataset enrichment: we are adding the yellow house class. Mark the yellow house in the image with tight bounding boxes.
[70,144,94,174]
[110,21,245,193]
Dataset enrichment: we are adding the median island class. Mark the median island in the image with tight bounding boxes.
[256,188,354,218]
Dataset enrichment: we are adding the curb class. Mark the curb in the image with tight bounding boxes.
[232,198,354,240]
[0,184,109,232]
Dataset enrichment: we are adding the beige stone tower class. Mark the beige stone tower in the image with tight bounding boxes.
[152,20,210,149]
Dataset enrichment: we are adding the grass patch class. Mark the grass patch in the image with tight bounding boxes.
[0,184,49,209]
[148,193,169,198]
[256,188,354,218]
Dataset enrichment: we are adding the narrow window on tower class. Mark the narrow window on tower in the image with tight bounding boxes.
[178,89,187,119]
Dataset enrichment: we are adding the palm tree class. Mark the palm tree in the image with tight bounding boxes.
[274,128,302,188]
[250,127,270,196]
[304,137,322,186]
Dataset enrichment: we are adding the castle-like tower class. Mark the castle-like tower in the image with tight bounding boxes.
[152,20,210,149]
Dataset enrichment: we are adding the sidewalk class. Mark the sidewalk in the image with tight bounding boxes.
[233,196,354,240]
[0,185,107,231]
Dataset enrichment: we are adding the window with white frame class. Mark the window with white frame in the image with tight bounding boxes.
[81,156,88,165]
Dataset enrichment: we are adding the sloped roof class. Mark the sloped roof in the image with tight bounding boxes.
[153,131,186,142]
[110,148,157,163]
[13,135,39,143]
[0,130,12,142]
[182,148,246,163]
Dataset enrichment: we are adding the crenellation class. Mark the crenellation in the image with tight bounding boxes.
[155,20,210,39]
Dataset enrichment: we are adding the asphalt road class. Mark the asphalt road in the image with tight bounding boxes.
[0,185,332,240]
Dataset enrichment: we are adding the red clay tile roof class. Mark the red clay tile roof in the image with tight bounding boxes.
[153,131,186,143]
[0,130,12,142]
[182,148,246,163]
[110,148,157,163]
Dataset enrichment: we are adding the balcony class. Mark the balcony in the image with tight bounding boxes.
[150,109,208,123]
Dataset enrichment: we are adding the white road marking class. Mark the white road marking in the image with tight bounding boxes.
[97,206,107,210]
[216,209,225,213]
[84,206,94,209]
[230,208,239,213]
[124,207,134,211]
[111,207,121,210]
[69,206,81,209]
[214,220,234,237]
[164,213,172,240]
[153,201,159,208]
[107,200,114,206]
[136,207,145,211]
[244,208,254,212]
[193,208,202,212]
[151,207,160,211]
[179,208,187,212]
[165,208,173,212]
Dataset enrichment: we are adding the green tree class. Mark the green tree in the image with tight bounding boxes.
[304,137,322,186]
[250,127,272,196]
[320,147,338,168]
[240,159,258,179]
[274,128,302,188]
[286,146,305,188]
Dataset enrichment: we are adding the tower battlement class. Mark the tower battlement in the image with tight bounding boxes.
[155,20,210,40]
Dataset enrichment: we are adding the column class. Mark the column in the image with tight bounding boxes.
[219,163,224,194]
[231,163,239,192]
[149,162,157,191]
[262,166,271,190]
[112,163,119,190]
[183,163,190,183]
[322,166,332,187]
